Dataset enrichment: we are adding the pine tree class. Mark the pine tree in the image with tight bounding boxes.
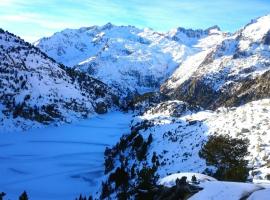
[88,196,93,200]
[0,192,6,200]
[191,175,197,184]
[199,134,249,181]
[19,191,28,200]
[137,166,159,190]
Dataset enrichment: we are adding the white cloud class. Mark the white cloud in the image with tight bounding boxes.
[0,13,79,30]
[0,0,13,6]
[0,0,32,6]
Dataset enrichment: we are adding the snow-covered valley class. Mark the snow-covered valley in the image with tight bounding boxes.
[0,111,132,200]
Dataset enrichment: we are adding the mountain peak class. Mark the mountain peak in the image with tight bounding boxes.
[102,22,114,30]
[241,14,270,41]
[206,25,221,32]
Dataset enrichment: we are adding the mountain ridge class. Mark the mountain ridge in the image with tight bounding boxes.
[0,28,118,132]
[35,23,225,98]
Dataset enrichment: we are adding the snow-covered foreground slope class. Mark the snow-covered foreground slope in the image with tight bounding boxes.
[159,172,270,200]
[134,99,270,179]
[190,181,261,200]
[159,172,217,187]
[35,24,224,96]
[0,29,117,132]
[0,111,132,200]
[100,99,270,199]
[248,188,270,200]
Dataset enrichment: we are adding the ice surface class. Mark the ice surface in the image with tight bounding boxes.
[0,111,132,200]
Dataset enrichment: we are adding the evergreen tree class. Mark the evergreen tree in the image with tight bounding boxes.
[0,192,6,200]
[199,134,249,181]
[100,181,111,199]
[137,166,159,190]
[135,166,159,200]
[19,191,28,200]
[191,175,197,184]
[88,196,93,200]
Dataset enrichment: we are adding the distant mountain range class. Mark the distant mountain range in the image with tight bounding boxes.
[35,23,225,97]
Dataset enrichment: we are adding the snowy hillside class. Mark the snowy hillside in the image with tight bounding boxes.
[99,98,270,199]
[161,15,270,109]
[35,24,225,96]
[136,99,270,179]
[0,29,117,132]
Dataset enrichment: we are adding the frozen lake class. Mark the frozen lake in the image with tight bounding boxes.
[0,111,132,200]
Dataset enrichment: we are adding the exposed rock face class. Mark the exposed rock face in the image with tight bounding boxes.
[95,101,108,114]
[162,78,220,109]
[162,69,270,110]
[145,100,200,117]
[263,30,270,45]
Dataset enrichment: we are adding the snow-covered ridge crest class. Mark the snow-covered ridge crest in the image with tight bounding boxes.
[241,14,270,42]
[35,23,225,97]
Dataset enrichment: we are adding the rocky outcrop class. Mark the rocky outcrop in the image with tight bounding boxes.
[136,176,203,200]
[162,69,270,110]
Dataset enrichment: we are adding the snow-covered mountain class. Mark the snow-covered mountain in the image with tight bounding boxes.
[161,15,270,109]
[80,15,270,199]
[35,24,225,97]
[1,14,270,200]
[0,29,117,132]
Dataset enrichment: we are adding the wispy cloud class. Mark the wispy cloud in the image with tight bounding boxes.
[0,0,269,42]
[0,0,16,6]
[0,13,79,29]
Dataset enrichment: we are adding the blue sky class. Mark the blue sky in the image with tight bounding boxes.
[0,0,269,42]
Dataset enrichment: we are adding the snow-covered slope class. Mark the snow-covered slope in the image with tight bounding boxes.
[159,172,217,187]
[0,29,117,132]
[134,99,270,179]
[99,99,270,199]
[161,15,270,109]
[35,24,225,96]
[159,173,269,200]
[141,99,270,179]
